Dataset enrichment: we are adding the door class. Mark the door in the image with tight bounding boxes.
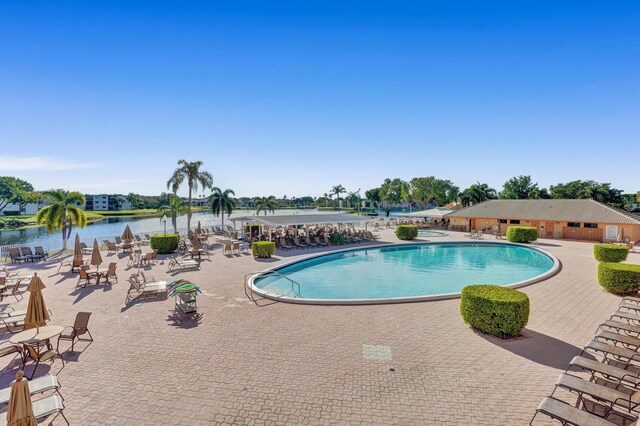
[469,219,475,231]
[531,221,541,238]
[545,222,555,238]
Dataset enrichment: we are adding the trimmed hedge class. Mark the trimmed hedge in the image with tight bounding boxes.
[329,232,346,245]
[460,285,530,338]
[506,226,538,243]
[594,244,629,263]
[150,234,179,254]
[252,241,275,258]
[396,225,418,240]
[598,262,640,295]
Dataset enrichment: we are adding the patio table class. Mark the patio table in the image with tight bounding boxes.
[87,268,109,284]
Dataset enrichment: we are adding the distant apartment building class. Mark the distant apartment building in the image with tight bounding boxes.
[0,202,45,215]
[85,194,132,211]
[188,197,211,207]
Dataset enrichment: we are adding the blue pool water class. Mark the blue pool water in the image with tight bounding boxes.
[253,243,556,301]
[418,230,447,237]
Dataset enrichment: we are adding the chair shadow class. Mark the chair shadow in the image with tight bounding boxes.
[536,242,562,247]
[120,295,167,312]
[166,310,203,329]
[254,257,281,263]
[60,339,93,361]
[68,284,112,305]
[479,328,594,369]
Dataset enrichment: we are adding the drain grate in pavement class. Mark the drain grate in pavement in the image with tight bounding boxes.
[362,344,392,360]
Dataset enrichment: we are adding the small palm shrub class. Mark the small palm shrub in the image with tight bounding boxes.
[329,232,346,245]
[460,285,530,338]
[506,226,538,243]
[598,263,640,295]
[396,225,418,240]
[252,241,275,258]
[594,244,629,263]
[150,234,179,254]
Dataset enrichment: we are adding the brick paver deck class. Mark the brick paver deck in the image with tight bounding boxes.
[1,230,638,425]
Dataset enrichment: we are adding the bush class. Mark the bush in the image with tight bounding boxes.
[252,241,275,258]
[329,232,346,245]
[506,226,538,243]
[244,224,261,235]
[594,244,629,263]
[395,225,418,240]
[460,285,530,338]
[598,263,640,295]
[150,234,179,254]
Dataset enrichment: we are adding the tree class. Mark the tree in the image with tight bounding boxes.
[549,180,623,207]
[35,190,87,250]
[254,196,279,215]
[0,177,34,213]
[379,178,406,217]
[126,193,143,209]
[410,177,459,207]
[330,185,346,213]
[460,182,497,205]
[114,195,128,211]
[500,175,543,199]
[156,195,187,233]
[167,159,213,233]
[365,188,381,208]
[209,187,236,229]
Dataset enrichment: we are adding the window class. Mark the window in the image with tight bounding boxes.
[568,222,581,228]
[509,219,520,224]
[583,223,598,228]
[499,219,508,224]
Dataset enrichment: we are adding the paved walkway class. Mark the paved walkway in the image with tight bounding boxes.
[1,230,638,425]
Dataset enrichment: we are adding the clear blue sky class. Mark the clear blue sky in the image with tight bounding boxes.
[1,1,638,198]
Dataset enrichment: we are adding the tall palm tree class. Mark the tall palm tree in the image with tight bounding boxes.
[167,159,213,233]
[331,185,346,213]
[254,196,278,216]
[209,187,236,229]
[35,190,87,250]
[156,195,187,233]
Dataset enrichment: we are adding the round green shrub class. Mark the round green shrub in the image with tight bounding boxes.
[329,232,346,245]
[252,241,276,258]
[594,244,629,263]
[460,285,530,338]
[150,234,179,254]
[506,226,538,243]
[395,225,418,240]
[598,262,640,295]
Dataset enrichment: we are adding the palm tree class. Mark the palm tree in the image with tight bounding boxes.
[114,195,128,211]
[35,190,87,250]
[463,182,497,205]
[156,195,187,233]
[254,196,278,216]
[331,185,346,213]
[167,159,213,233]
[209,187,236,229]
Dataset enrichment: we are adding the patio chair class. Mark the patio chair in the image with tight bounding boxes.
[77,268,93,288]
[581,339,640,369]
[8,247,30,263]
[323,236,332,246]
[24,343,64,380]
[138,271,157,283]
[141,251,156,265]
[104,262,118,284]
[314,236,328,247]
[57,312,93,352]
[125,276,167,303]
[293,237,307,249]
[222,243,233,255]
[0,341,23,368]
[34,246,48,259]
[0,374,62,407]
[80,242,92,255]
[305,237,318,248]
[19,247,38,261]
[279,238,293,251]
[597,319,640,337]
[568,355,640,388]
[0,280,23,302]
[104,240,118,254]
[531,397,622,426]
[167,257,199,272]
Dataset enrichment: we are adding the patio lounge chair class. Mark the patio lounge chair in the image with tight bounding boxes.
[582,339,640,368]
[0,280,23,302]
[568,355,640,388]
[531,397,623,426]
[553,373,640,416]
[0,394,69,426]
[0,374,62,407]
[0,341,23,368]
[125,276,167,303]
[24,343,64,380]
[8,247,30,263]
[293,237,307,249]
[314,236,328,247]
[80,242,93,255]
[279,238,293,251]
[104,240,118,254]
[35,246,48,259]
[57,312,93,352]
[167,257,199,272]
[21,247,43,261]
[305,237,318,248]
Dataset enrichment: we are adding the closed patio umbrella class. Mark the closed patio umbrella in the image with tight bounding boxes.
[6,371,37,426]
[192,232,200,253]
[196,221,202,235]
[122,224,134,242]
[25,273,49,331]
[618,227,625,242]
[90,239,103,269]
[73,233,82,261]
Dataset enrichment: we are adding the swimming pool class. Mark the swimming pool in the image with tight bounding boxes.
[417,230,448,237]
[250,242,559,304]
